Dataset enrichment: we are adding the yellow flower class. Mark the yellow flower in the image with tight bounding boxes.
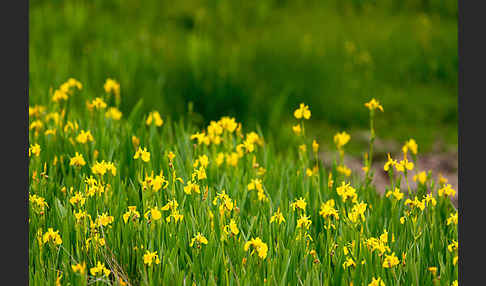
[342,257,356,269]
[122,206,140,223]
[105,107,122,120]
[60,78,82,94]
[402,139,418,155]
[134,147,151,162]
[69,152,86,167]
[29,143,41,157]
[319,199,339,220]
[146,111,163,127]
[382,252,400,268]
[166,208,184,224]
[364,98,384,112]
[368,277,385,286]
[447,212,458,226]
[86,97,107,110]
[218,116,238,133]
[167,151,176,162]
[91,160,117,176]
[413,171,427,184]
[404,196,426,211]
[348,201,367,223]
[69,192,86,207]
[291,197,307,212]
[292,124,302,135]
[362,165,369,174]
[161,199,179,212]
[190,132,210,146]
[270,208,286,225]
[328,173,334,189]
[257,167,267,176]
[296,215,312,230]
[215,152,225,166]
[184,181,200,195]
[306,165,319,177]
[438,184,456,198]
[30,120,44,133]
[194,167,207,181]
[132,135,140,149]
[428,267,438,275]
[224,219,240,236]
[385,188,404,201]
[451,280,458,286]
[226,152,239,167]
[208,120,223,136]
[193,154,209,168]
[299,144,307,153]
[29,194,49,214]
[312,140,319,154]
[52,89,68,102]
[76,130,94,144]
[337,165,352,177]
[439,173,448,185]
[42,228,63,245]
[365,230,391,255]
[104,78,120,99]
[44,128,56,137]
[334,132,351,149]
[336,181,358,203]
[144,206,162,221]
[143,250,161,266]
[189,232,209,248]
[294,103,311,120]
[244,237,268,259]
[55,271,62,286]
[448,240,458,253]
[29,105,46,117]
[396,158,414,172]
[63,121,79,133]
[248,178,264,193]
[90,261,111,277]
[213,190,235,217]
[151,172,169,192]
[424,193,437,207]
[74,210,89,223]
[71,262,86,274]
[95,213,115,228]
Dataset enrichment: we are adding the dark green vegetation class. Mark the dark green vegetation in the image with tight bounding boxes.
[30,0,457,154]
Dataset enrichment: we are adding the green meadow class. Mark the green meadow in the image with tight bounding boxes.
[29,0,457,154]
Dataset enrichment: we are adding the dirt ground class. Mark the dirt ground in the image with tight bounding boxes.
[319,143,458,208]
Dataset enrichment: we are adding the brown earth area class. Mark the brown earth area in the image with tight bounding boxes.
[319,139,458,208]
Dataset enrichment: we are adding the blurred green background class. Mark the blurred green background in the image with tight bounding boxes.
[29,0,457,154]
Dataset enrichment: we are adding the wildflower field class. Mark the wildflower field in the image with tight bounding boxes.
[29,79,458,285]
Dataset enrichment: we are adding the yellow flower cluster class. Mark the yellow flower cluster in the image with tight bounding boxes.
[247,178,268,202]
[146,111,163,127]
[336,181,358,203]
[189,232,209,248]
[244,237,268,259]
[41,228,63,245]
[91,160,117,176]
[90,261,111,277]
[123,206,141,223]
[143,250,161,266]
[52,78,82,102]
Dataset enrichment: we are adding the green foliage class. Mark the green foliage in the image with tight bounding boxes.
[29,82,457,285]
[29,0,457,153]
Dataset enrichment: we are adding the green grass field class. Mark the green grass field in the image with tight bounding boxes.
[29,79,458,285]
[29,0,458,154]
